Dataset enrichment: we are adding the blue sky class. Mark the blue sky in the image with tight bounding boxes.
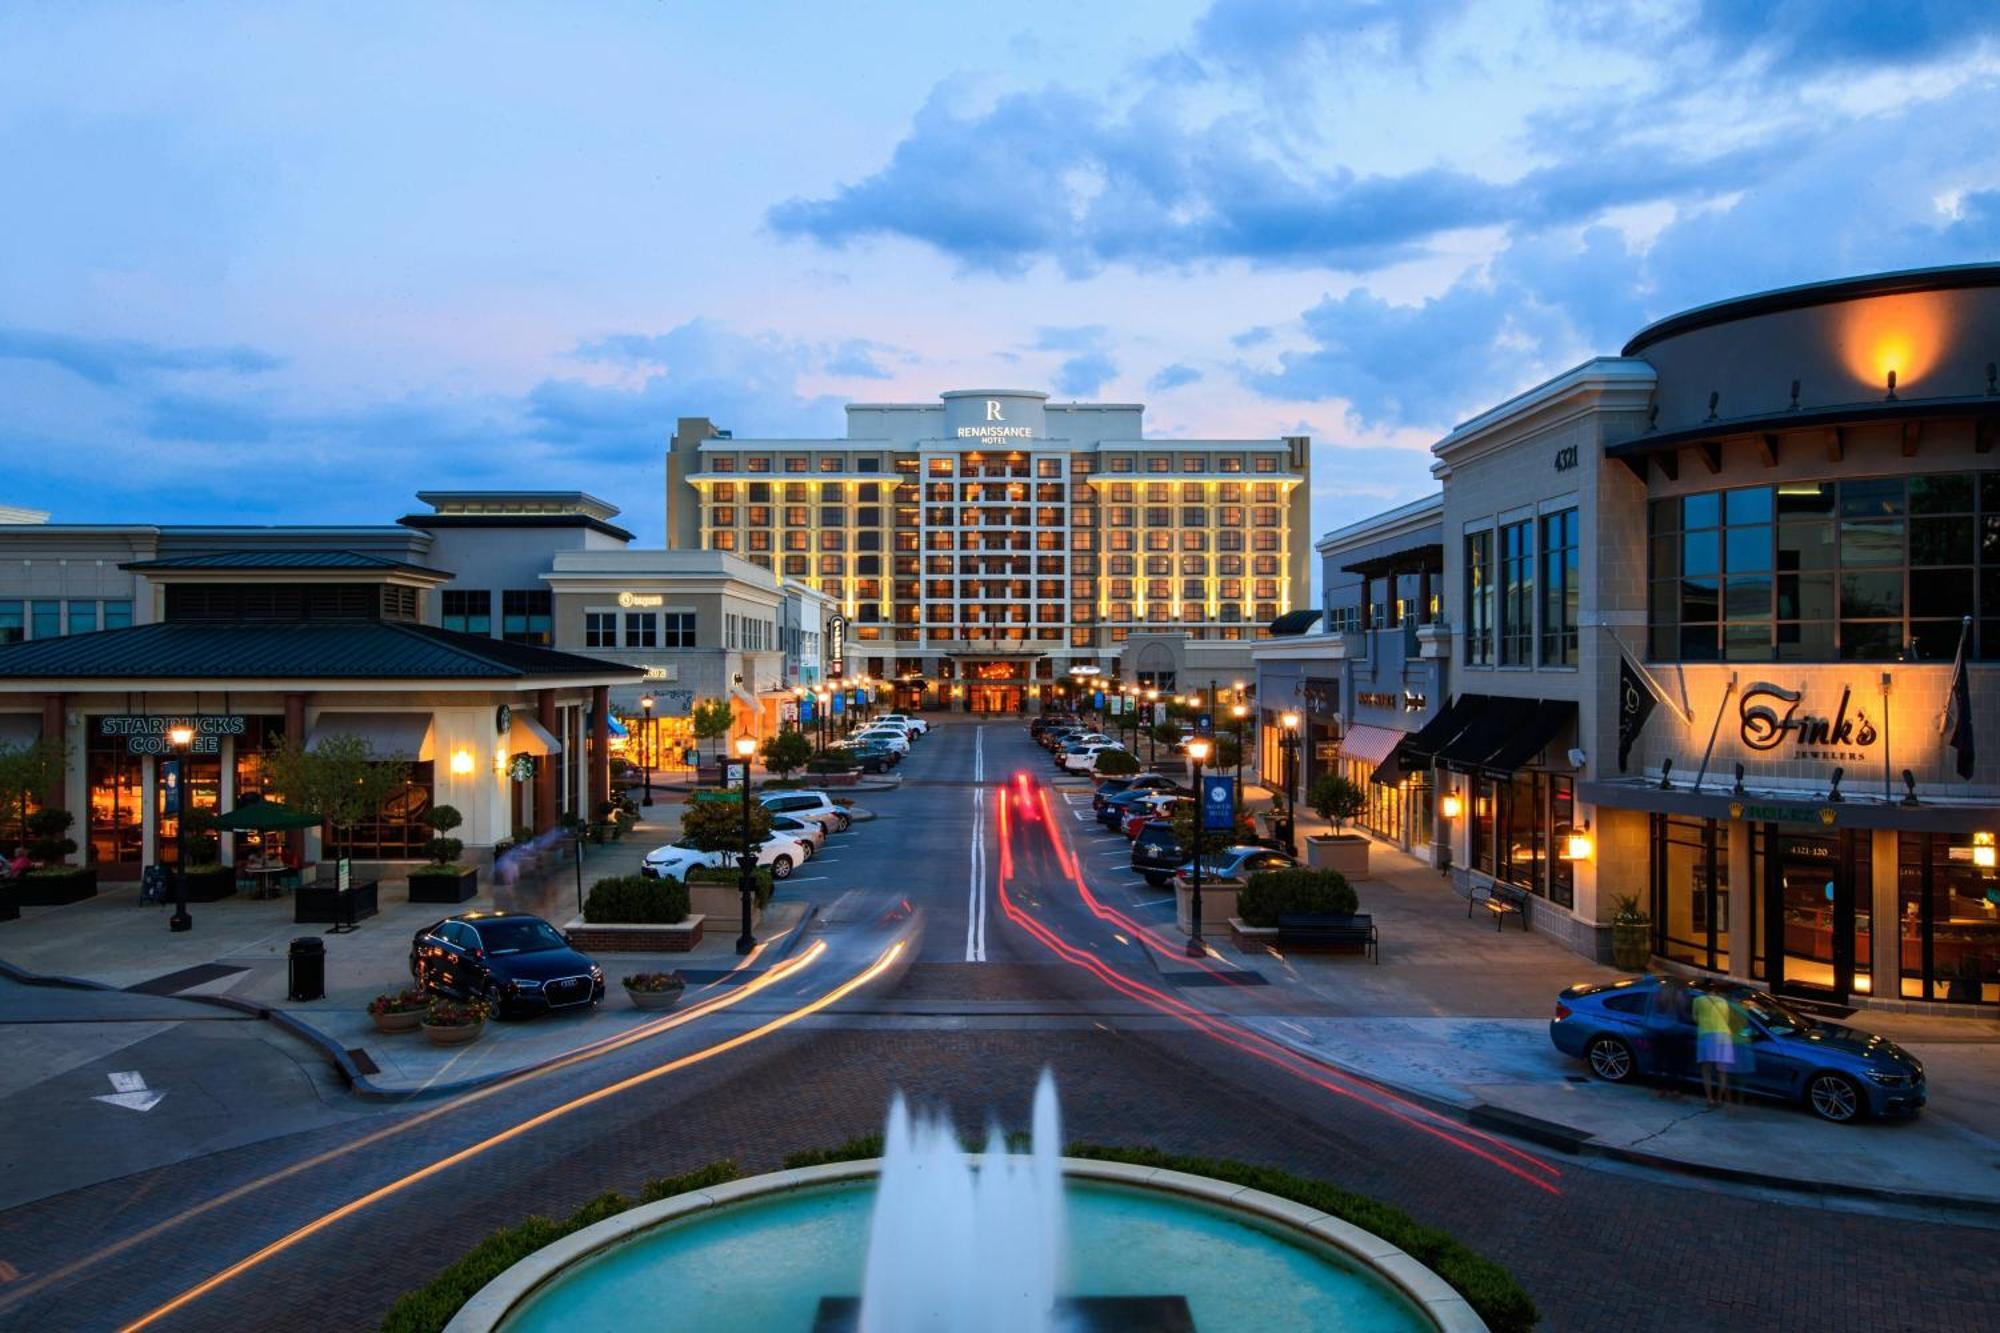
[4,1,1998,547]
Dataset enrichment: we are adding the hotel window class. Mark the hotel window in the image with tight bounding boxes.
[1181,454,1206,472]
[1219,555,1243,576]
[1146,483,1171,503]
[748,530,771,551]
[858,483,881,503]
[1145,532,1172,551]
[1253,483,1279,504]
[819,506,845,526]
[31,600,60,638]
[785,506,809,526]
[1181,506,1207,526]
[819,455,842,472]
[856,456,881,473]
[1218,506,1244,526]
[785,555,810,576]
[1218,456,1243,473]
[1180,532,1208,551]
[103,600,132,629]
[746,456,771,472]
[1146,456,1171,473]
[1498,519,1534,665]
[710,456,736,473]
[1180,555,1207,576]
[713,531,737,550]
[1251,531,1279,551]
[1254,455,1280,473]
[820,531,846,551]
[747,482,771,503]
[1218,530,1244,552]
[585,611,617,648]
[0,601,21,643]
[820,555,845,576]
[785,482,810,502]
[1252,507,1279,527]
[1038,458,1062,477]
[713,506,738,526]
[713,482,737,502]
[857,506,881,526]
[1540,507,1579,666]
[443,590,493,634]
[746,506,771,527]
[1107,483,1134,503]
[1465,530,1494,665]
[785,531,810,551]
[501,589,553,645]
[67,600,98,634]
[1144,507,1171,527]
[786,457,810,473]
[1107,455,1134,473]
[929,458,954,476]
[1145,555,1171,576]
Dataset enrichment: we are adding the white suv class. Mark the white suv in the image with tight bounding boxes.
[875,713,928,736]
[852,727,910,753]
[759,790,853,832]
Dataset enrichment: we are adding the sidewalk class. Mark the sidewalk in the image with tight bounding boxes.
[1122,789,2000,1212]
[0,801,807,1098]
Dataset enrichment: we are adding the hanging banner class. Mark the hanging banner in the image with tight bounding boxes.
[1617,656,1657,773]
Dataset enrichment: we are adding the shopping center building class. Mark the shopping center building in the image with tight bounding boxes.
[667,389,1311,712]
[1281,264,2000,1011]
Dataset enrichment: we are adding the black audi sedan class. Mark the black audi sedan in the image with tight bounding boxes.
[409,910,605,1019]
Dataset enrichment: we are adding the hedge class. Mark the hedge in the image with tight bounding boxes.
[686,864,776,908]
[1236,867,1357,926]
[379,1162,740,1333]
[581,874,690,924]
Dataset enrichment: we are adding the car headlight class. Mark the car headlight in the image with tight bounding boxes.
[589,964,604,981]
[1864,1068,1912,1086]
[512,978,543,990]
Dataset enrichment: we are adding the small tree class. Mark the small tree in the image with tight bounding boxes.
[0,737,64,844]
[1150,720,1184,749]
[689,698,735,754]
[423,804,466,867]
[263,734,410,848]
[1212,736,1243,772]
[25,808,77,867]
[678,794,774,856]
[760,729,813,778]
[1308,774,1367,834]
[1093,747,1140,778]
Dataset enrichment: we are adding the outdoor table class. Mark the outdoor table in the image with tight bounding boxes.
[241,864,291,899]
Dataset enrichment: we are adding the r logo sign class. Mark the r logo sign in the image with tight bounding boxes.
[986,399,1005,422]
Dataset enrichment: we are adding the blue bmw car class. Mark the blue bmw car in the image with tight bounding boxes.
[1550,975,1925,1123]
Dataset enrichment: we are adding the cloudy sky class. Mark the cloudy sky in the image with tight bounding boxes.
[4,1,1998,551]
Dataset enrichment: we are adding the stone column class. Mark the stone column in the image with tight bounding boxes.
[140,754,158,871]
[590,686,612,815]
[536,689,558,833]
[218,734,237,868]
[1871,828,1901,1001]
[285,693,308,868]
[1726,818,1752,980]
[40,693,65,808]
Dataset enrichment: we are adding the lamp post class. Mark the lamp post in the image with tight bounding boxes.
[1185,737,1212,958]
[1231,702,1249,822]
[733,734,758,955]
[167,724,194,933]
[638,693,655,808]
[1279,711,1301,857]
[816,689,830,752]
[1146,689,1161,768]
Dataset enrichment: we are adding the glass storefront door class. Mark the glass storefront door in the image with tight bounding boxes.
[1761,825,1864,1001]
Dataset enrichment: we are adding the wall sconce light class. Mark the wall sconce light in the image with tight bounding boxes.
[1732,762,1746,798]
[494,745,508,775]
[1658,757,1674,791]
[1974,832,1996,869]
[1885,368,1899,401]
[1827,765,1845,803]
[450,748,475,776]
[1902,769,1920,807]
[1281,710,1300,731]
[1560,821,1594,862]
[168,724,194,747]
[1440,792,1464,820]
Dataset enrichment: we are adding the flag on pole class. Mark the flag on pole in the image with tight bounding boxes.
[1945,616,1975,780]
[1617,655,1659,773]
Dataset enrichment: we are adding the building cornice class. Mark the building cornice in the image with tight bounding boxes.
[1430,358,1657,477]
[1314,493,1443,556]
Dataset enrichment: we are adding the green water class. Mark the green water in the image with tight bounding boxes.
[501,1179,1431,1332]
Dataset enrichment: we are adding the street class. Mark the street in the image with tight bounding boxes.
[1,718,1995,1332]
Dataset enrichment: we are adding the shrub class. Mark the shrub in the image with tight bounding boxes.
[25,808,77,866]
[623,971,685,992]
[583,874,690,924]
[1092,747,1140,777]
[808,752,860,774]
[686,864,776,908]
[1149,720,1183,748]
[1308,774,1366,832]
[368,987,428,1016]
[1236,867,1358,926]
[760,729,813,778]
[424,997,488,1026]
[421,804,466,867]
[679,794,774,854]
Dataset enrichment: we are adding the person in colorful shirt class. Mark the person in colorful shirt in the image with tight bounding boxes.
[1692,988,1740,1108]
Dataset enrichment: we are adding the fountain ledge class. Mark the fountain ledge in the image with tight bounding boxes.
[444,1157,1488,1333]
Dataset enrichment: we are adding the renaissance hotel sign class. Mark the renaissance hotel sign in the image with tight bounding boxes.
[956,400,1035,440]
[942,390,1047,443]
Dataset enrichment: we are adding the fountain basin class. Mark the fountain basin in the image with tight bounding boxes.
[444,1158,1488,1333]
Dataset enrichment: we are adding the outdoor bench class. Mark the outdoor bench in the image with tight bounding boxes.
[1275,912,1378,962]
[1468,881,1530,931]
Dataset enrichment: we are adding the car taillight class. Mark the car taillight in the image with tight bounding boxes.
[1553,1003,1571,1021]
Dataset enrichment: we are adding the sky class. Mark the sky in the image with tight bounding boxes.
[4,0,1999,552]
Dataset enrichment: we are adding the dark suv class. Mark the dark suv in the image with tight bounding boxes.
[1094,774,1187,823]
[410,911,606,1019]
[1130,821,1189,887]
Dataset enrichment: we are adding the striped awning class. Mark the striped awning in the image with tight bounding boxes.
[1337,724,1405,767]
[306,711,435,761]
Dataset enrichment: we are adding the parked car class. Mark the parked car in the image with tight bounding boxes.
[1030,714,1079,740]
[851,728,910,754]
[1061,742,1123,772]
[1121,794,1189,837]
[759,790,854,832]
[1549,974,1926,1122]
[409,911,604,1019]
[1131,821,1189,887]
[1171,846,1298,893]
[642,830,811,881]
[1041,726,1089,751]
[766,812,826,854]
[1095,775,1187,824]
[875,713,928,736]
[830,739,900,772]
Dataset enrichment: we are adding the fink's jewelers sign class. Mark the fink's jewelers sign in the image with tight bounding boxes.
[98,714,247,755]
[1738,683,1878,762]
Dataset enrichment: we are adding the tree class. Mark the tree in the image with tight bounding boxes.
[25,808,76,866]
[0,737,64,844]
[1092,747,1140,777]
[760,729,813,778]
[1150,720,1184,749]
[1308,774,1367,834]
[1170,800,1258,861]
[1212,736,1243,771]
[263,734,410,842]
[423,804,465,867]
[678,793,773,856]
[689,698,734,751]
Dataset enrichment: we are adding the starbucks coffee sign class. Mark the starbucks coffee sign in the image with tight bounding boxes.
[98,714,248,755]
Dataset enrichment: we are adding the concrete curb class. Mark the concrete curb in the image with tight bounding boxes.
[0,901,821,1106]
[1243,1016,2000,1220]
[443,1157,1488,1333]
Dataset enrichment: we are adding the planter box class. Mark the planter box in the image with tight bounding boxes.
[1176,883,1241,936]
[1230,917,1280,947]
[623,985,687,1011]
[184,867,239,903]
[422,1019,484,1046]
[408,866,480,904]
[296,879,380,926]
[371,1007,425,1034]
[1306,834,1371,879]
[565,914,707,953]
[686,882,763,930]
[13,868,98,906]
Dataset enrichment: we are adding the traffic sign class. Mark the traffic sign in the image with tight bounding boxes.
[724,761,748,783]
[1201,776,1235,831]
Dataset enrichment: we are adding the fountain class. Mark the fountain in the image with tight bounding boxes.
[455,1075,1474,1333]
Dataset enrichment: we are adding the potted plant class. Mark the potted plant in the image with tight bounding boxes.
[408,804,478,903]
[1305,775,1371,877]
[1610,894,1653,971]
[421,995,489,1045]
[14,809,97,905]
[368,987,431,1034]
[623,971,688,1011]
[181,860,240,902]
[1945,952,1987,1004]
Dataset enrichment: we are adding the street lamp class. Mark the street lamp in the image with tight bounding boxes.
[1185,737,1212,958]
[1279,711,1302,857]
[167,724,194,933]
[638,693,655,808]
[1145,689,1161,768]
[733,734,759,955]
[1231,702,1249,821]
[816,689,831,751]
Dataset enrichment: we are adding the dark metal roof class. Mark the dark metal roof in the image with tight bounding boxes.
[121,550,449,577]
[1267,609,1324,636]
[1604,394,2000,459]
[1622,263,2000,357]
[0,621,643,681]
[398,513,636,542]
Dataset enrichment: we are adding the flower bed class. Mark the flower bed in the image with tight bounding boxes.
[369,987,431,1033]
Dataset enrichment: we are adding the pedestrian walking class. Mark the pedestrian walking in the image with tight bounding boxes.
[1692,987,1736,1108]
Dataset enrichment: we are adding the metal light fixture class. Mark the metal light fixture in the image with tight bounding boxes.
[168,724,195,747]
[1827,765,1845,803]
[1440,791,1464,820]
[1974,832,1996,870]
[734,734,757,760]
[1658,756,1674,790]
[1185,737,1212,764]
[1281,710,1300,731]
[1560,821,1594,862]
[449,748,475,775]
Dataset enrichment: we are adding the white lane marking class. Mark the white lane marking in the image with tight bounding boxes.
[95,1071,165,1113]
[966,724,987,962]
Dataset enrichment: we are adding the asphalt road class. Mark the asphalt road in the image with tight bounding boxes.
[0,718,1993,1332]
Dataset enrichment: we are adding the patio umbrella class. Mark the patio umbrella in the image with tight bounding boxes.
[211,801,321,831]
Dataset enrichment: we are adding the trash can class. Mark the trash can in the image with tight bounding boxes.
[288,936,326,1002]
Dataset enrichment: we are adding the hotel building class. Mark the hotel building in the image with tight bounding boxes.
[667,390,1311,712]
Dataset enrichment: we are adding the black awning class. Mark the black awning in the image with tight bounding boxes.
[1480,700,1577,776]
[1267,609,1324,636]
[1435,695,1540,773]
[1375,693,1485,783]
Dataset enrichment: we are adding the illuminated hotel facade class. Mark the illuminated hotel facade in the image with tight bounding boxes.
[667,391,1310,712]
